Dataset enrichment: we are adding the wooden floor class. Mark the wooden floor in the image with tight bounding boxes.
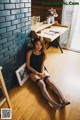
[1,47,80,120]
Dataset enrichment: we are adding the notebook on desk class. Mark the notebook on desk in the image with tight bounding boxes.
[44,30,60,36]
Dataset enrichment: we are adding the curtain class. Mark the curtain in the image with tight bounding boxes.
[68,1,80,51]
[60,0,80,51]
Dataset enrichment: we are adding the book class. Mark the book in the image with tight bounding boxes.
[44,30,55,36]
[44,30,59,36]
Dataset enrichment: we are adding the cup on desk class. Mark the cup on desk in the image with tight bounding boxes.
[46,17,51,24]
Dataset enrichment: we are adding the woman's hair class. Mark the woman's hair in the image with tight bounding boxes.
[33,37,46,61]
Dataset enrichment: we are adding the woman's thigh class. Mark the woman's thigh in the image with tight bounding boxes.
[43,70,53,84]
[44,69,50,77]
[29,73,41,83]
[29,73,46,89]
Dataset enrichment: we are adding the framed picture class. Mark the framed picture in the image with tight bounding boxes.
[15,63,29,86]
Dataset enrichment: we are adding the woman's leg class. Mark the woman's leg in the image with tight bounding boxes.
[29,73,63,109]
[43,70,70,105]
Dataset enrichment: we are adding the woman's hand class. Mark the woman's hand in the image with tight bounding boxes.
[37,72,45,79]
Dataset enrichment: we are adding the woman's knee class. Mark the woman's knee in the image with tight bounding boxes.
[46,78,53,85]
[29,73,34,78]
[37,80,46,89]
[44,70,49,77]
[29,73,41,82]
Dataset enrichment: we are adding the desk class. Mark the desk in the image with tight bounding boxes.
[31,21,68,53]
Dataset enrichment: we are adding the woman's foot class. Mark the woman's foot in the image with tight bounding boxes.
[53,103,64,109]
[63,101,70,105]
[59,98,70,106]
[48,102,64,109]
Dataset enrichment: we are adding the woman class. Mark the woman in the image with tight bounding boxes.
[26,37,70,109]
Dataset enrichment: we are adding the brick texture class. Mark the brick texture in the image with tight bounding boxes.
[0,1,31,90]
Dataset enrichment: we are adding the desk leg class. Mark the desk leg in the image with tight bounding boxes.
[56,37,63,53]
[43,38,50,49]
[44,37,63,53]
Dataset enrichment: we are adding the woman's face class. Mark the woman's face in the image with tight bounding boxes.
[34,41,42,51]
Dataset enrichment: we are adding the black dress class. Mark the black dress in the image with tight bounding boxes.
[28,52,44,73]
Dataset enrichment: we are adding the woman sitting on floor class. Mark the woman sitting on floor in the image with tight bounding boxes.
[26,37,70,109]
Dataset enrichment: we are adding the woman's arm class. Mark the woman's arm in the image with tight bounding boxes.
[41,62,45,73]
[26,50,39,74]
[37,61,45,78]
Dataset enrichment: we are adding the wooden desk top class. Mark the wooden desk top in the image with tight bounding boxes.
[31,21,69,42]
[37,26,68,42]
[31,21,56,32]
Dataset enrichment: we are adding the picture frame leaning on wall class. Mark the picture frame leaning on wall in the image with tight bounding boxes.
[15,63,29,86]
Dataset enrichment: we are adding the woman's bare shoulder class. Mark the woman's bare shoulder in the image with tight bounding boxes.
[27,50,33,56]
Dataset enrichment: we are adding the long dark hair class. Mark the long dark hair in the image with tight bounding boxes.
[33,37,46,61]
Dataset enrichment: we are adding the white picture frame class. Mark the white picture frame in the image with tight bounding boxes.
[15,63,29,86]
